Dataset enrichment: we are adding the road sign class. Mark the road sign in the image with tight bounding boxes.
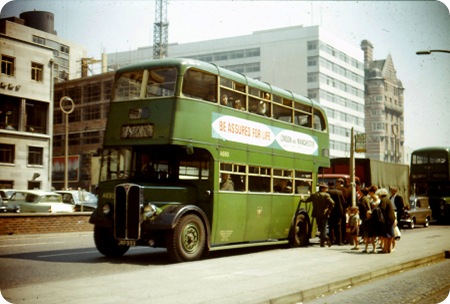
[355,133,366,153]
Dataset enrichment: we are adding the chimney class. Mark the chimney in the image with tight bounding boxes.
[360,40,373,69]
[102,53,107,73]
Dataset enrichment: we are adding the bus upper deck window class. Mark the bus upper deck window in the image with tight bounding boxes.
[182,69,217,102]
[313,110,326,131]
[145,68,177,98]
[114,72,144,101]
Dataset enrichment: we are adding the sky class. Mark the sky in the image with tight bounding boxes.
[1,0,449,155]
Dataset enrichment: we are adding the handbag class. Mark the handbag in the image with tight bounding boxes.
[394,226,401,239]
[374,207,385,224]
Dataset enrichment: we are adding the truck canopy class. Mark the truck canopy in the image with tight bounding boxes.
[321,158,410,200]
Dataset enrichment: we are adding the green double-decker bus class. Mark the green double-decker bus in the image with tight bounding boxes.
[410,147,450,223]
[89,58,330,262]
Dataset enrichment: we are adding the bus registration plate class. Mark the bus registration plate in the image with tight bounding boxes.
[118,239,136,246]
[121,123,153,139]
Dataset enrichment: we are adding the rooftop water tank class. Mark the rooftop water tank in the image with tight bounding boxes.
[19,11,56,34]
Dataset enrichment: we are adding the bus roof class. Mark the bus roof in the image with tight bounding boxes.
[115,57,322,111]
[412,147,450,154]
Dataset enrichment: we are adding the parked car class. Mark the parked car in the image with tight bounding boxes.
[8,190,74,213]
[0,189,20,213]
[0,194,20,213]
[399,196,432,229]
[0,189,16,202]
[56,190,97,211]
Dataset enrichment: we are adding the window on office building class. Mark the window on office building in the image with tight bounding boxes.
[60,44,70,54]
[372,123,385,131]
[245,48,260,57]
[307,41,318,50]
[308,89,318,99]
[82,131,102,145]
[31,62,44,82]
[307,73,318,83]
[28,146,43,166]
[246,63,260,73]
[307,57,317,66]
[0,100,19,130]
[53,135,63,149]
[0,144,15,164]
[69,133,81,146]
[1,55,15,76]
[213,53,228,61]
[83,104,101,120]
[32,35,46,45]
[229,50,244,59]
[26,100,48,134]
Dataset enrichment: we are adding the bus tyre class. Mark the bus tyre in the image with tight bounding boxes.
[166,214,206,263]
[290,213,309,247]
[94,226,129,257]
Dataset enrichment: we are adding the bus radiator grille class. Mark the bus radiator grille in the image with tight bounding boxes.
[114,184,141,240]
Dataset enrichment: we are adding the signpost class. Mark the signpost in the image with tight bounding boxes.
[355,133,366,153]
[351,131,366,206]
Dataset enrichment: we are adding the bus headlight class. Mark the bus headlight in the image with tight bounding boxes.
[102,203,111,215]
[143,203,157,219]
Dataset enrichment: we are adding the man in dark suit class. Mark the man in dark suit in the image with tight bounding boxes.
[305,183,335,247]
[336,178,350,243]
[390,187,405,221]
[327,181,345,245]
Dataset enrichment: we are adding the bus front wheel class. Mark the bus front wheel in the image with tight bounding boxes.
[166,214,206,263]
[94,226,129,257]
[290,213,310,247]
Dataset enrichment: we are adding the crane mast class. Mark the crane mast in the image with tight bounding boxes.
[153,0,169,59]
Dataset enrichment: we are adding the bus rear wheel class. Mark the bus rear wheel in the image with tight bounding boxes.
[166,214,206,263]
[290,213,309,247]
[94,226,129,257]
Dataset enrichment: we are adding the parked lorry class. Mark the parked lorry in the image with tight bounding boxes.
[319,158,410,203]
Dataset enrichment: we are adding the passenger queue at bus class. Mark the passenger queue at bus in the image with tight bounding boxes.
[309,180,404,254]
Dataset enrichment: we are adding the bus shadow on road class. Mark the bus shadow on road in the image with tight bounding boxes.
[0,244,293,266]
[0,246,174,266]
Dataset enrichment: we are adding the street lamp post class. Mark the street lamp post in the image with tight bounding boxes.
[60,97,75,190]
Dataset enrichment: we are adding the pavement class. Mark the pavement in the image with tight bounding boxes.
[1,225,450,304]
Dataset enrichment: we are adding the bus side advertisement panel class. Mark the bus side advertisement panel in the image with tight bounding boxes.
[212,113,319,157]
